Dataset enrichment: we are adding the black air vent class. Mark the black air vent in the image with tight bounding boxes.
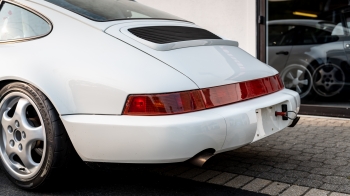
[128,26,221,44]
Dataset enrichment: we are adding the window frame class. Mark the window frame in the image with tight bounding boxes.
[0,0,53,44]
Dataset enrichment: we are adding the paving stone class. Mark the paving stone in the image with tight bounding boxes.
[307,174,324,181]
[313,153,335,159]
[224,166,247,174]
[303,148,324,154]
[275,163,298,170]
[325,147,344,152]
[207,172,237,185]
[334,157,349,162]
[333,170,350,178]
[320,183,339,192]
[261,182,290,196]
[310,157,326,162]
[337,185,350,194]
[284,170,309,178]
[281,185,309,196]
[224,175,254,188]
[304,188,329,196]
[259,151,280,157]
[249,165,272,172]
[243,170,261,176]
[286,160,302,165]
[295,166,313,172]
[241,178,271,192]
[325,160,349,166]
[270,168,286,174]
[257,172,284,181]
[295,178,323,188]
[329,192,350,196]
[335,152,350,158]
[311,168,336,175]
[192,170,221,182]
[323,176,350,185]
[299,161,323,168]
[290,154,311,161]
[178,168,205,179]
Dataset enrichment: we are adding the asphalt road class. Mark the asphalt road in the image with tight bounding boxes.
[0,164,265,196]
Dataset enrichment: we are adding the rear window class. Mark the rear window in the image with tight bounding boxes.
[45,0,184,22]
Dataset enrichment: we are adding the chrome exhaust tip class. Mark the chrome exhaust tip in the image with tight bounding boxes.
[188,149,215,167]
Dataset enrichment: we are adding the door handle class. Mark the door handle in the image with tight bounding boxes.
[276,51,289,55]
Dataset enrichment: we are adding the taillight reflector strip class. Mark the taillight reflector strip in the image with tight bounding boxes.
[201,75,284,108]
[123,75,284,115]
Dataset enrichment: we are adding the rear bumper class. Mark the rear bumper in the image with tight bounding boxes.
[61,89,300,163]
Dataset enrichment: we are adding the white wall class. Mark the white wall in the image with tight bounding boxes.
[137,0,257,57]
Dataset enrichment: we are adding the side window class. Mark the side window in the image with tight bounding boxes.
[295,26,338,45]
[0,3,50,41]
[268,25,297,46]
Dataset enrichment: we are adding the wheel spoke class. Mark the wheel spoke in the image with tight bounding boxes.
[315,79,323,86]
[13,98,30,124]
[23,125,44,144]
[285,82,294,88]
[5,143,15,157]
[332,75,343,84]
[1,110,12,132]
[319,69,325,75]
[329,67,339,75]
[324,84,331,92]
[296,85,302,93]
[296,70,303,78]
[287,72,294,80]
[16,146,38,171]
[299,79,309,85]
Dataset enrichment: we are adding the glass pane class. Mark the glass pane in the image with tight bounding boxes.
[45,0,183,22]
[267,0,350,109]
[0,3,50,41]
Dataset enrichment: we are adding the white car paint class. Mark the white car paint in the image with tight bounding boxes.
[0,0,300,163]
[62,89,299,163]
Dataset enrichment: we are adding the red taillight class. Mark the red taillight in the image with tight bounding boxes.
[123,91,205,115]
[201,75,284,108]
[123,75,284,116]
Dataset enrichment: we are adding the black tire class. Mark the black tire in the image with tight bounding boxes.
[0,82,73,189]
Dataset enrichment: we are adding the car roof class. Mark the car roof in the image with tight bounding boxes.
[20,0,193,31]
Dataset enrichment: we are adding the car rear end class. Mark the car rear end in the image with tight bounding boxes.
[36,0,301,164]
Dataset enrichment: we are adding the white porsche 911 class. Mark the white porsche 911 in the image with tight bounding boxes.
[0,0,300,189]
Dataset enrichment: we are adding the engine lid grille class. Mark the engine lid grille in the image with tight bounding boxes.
[128,26,222,44]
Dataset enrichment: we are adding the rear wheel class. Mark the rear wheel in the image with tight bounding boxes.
[0,82,73,189]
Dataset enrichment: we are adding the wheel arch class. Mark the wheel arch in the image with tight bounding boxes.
[0,79,64,116]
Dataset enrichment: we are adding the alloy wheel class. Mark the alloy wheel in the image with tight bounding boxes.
[0,92,46,181]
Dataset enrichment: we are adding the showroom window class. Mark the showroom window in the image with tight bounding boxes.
[262,0,350,117]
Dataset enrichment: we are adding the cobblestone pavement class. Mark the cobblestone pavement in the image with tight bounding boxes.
[152,116,350,196]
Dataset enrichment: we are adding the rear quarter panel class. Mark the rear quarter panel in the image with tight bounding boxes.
[0,0,198,115]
